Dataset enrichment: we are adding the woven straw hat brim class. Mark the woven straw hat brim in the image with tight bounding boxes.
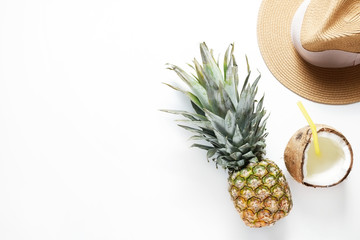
[257,0,360,105]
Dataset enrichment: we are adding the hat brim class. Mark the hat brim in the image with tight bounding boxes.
[257,0,360,105]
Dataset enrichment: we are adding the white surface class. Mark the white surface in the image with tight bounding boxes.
[0,0,359,239]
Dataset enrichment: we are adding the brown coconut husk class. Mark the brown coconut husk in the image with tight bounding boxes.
[284,124,353,188]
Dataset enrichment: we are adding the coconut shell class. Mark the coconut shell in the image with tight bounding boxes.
[284,124,353,188]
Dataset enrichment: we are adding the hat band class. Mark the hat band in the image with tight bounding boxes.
[291,0,360,68]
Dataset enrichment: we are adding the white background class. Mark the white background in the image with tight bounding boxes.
[0,0,359,239]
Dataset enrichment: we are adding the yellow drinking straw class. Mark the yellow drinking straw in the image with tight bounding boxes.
[297,101,321,156]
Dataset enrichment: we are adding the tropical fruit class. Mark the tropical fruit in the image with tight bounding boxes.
[284,124,353,187]
[163,43,292,227]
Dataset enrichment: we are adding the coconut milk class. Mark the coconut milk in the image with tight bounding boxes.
[306,136,345,179]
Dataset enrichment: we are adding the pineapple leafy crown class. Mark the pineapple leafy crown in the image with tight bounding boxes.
[162,42,268,172]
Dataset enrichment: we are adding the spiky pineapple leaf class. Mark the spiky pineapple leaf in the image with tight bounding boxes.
[200,43,223,87]
[230,152,241,160]
[224,110,236,137]
[193,58,207,88]
[204,109,227,136]
[164,43,269,172]
[162,82,204,109]
[213,129,227,146]
[207,149,217,160]
[167,64,210,109]
[232,125,243,146]
[223,44,232,79]
[160,109,207,121]
[176,120,213,130]
[191,143,212,150]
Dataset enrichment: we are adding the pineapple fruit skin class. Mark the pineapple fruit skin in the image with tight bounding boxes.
[228,159,292,228]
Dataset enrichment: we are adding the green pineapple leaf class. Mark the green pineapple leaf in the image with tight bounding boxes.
[164,43,268,171]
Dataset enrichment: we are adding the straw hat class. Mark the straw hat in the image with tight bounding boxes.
[257,0,360,104]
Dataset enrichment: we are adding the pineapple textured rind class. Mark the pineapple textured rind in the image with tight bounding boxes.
[229,159,293,228]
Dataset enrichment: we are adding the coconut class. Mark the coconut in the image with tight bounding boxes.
[284,124,353,188]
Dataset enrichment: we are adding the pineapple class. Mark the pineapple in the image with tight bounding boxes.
[163,43,292,228]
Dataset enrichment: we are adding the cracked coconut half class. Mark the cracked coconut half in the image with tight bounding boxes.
[284,124,353,188]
